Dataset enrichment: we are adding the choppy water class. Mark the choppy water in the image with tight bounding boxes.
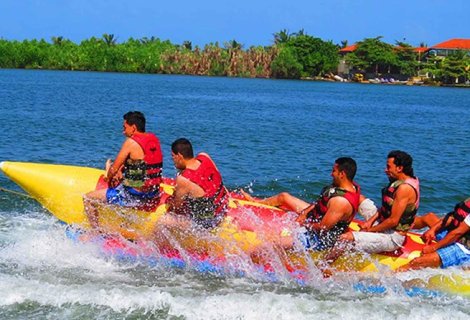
[1,69,469,319]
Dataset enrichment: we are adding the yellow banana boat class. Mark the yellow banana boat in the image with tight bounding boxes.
[1,161,468,296]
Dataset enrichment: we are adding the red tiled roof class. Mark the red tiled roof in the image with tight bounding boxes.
[339,44,357,52]
[432,39,470,50]
[414,47,429,53]
[338,39,470,53]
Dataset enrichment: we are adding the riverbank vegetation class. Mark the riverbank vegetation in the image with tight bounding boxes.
[344,37,469,85]
[0,32,468,84]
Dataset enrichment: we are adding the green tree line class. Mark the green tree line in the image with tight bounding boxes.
[0,32,468,83]
[0,31,338,79]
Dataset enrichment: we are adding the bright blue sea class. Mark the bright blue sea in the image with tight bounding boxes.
[0,69,469,319]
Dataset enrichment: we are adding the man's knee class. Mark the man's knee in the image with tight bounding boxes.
[84,189,108,202]
[418,212,439,228]
[340,231,354,242]
[409,252,442,269]
[83,193,93,207]
[423,212,440,225]
[278,192,292,203]
[414,212,439,229]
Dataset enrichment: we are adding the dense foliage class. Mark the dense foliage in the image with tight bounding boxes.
[345,37,469,84]
[0,32,468,83]
[420,51,470,84]
[346,37,398,74]
[0,32,338,79]
[284,35,339,77]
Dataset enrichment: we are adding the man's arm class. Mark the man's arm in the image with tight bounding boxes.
[422,222,470,254]
[167,176,191,214]
[106,139,133,181]
[313,197,353,275]
[367,184,415,233]
[421,219,444,244]
[359,212,379,231]
[296,202,316,224]
[307,197,351,231]
[167,175,206,214]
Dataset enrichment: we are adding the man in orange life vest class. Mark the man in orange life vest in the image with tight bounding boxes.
[84,111,163,229]
[337,150,420,254]
[242,157,361,251]
[166,138,229,229]
[398,197,470,271]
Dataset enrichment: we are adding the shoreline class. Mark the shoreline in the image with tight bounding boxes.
[302,76,470,88]
[2,67,469,88]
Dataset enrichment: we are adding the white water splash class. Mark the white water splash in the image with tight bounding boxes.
[0,209,469,319]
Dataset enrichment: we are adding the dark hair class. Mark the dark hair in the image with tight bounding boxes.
[335,157,357,181]
[388,150,414,176]
[123,111,146,132]
[171,138,194,159]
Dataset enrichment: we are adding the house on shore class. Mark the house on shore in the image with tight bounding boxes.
[337,44,357,75]
[337,38,470,79]
[426,39,470,57]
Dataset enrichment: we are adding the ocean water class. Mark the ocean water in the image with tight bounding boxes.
[0,69,469,319]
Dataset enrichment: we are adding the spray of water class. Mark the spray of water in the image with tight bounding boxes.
[1,206,469,319]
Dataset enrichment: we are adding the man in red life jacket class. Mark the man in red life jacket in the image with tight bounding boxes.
[84,111,163,229]
[242,157,361,251]
[166,138,229,229]
[398,198,470,271]
[337,150,420,254]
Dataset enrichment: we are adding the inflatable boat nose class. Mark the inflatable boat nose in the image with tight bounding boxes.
[0,161,104,224]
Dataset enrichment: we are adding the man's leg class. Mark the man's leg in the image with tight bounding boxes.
[397,252,441,271]
[326,231,404,272]
[241,190,310,213]
[412,212,440,229]
[338,231,405,255]
[153,213,194,254]
[83,189,108,229]
[322,231,355,266]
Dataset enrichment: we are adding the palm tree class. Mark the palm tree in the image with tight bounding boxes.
[273,29,291,44]
[395,40,412,48]
[51,36,64,46]
[182,40,192,51]
[224,39,243,50]
[102,33,117,46]
[294,28,306,36]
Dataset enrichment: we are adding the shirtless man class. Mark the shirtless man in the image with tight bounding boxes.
[84,111,163,229]
[242,157,361,251]
[167,138,228,229]
[339,150,420,254]
[398,197,470,271]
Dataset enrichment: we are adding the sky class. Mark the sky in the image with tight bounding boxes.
[0,0,469,47]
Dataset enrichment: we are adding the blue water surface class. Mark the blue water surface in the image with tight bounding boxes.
[1,69,470,319]
[1,69,469,213]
